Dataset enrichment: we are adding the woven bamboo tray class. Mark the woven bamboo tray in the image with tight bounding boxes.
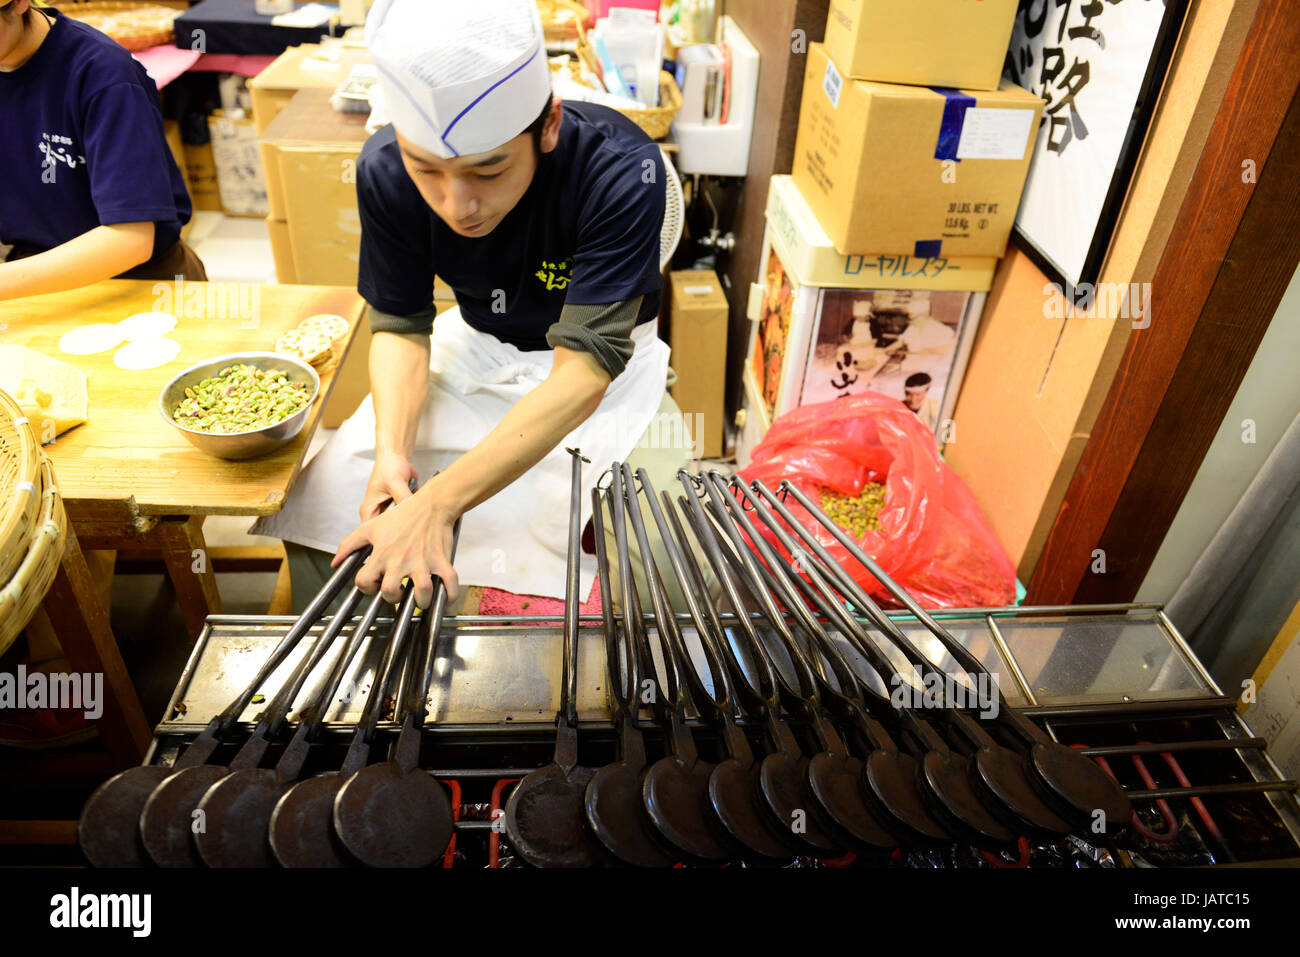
[59,1,181,52]
[0,454,66,659]
[0,389,42,587]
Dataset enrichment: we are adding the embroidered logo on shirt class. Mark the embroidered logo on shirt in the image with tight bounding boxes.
[534,258,573,292]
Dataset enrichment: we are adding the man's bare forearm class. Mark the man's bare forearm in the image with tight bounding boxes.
[426,347,610,516]
[0,223,154,300]
[370,329,431,458]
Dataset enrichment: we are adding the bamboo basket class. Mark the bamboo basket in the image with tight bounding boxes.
[573,25,683,141]
[0,389,42,587]
[58,1,182,52]
[538,0,591,46]
[0,454,66,658]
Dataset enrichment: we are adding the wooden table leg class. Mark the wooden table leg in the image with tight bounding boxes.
[267,557,293,616]
[83,549,117,613]
[41,529,151,768]
[158,515,223,642]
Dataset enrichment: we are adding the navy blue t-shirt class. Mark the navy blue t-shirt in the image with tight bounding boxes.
[356,101,666,351]
[0,9,191,259]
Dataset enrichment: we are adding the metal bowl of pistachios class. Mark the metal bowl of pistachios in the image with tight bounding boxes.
[158,352,321,460]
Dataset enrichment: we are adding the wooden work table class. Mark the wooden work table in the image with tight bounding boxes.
[3,279,364,516]
[0,280,363,822]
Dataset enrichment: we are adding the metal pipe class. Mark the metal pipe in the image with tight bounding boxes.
[1157,609,1225,697]
[1127,781,1298,801]
[983,615,1037,707]
[197,602,1170,627]
[1075,739,1269,757]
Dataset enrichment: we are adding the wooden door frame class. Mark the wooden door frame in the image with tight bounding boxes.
[1027,0,1300,604]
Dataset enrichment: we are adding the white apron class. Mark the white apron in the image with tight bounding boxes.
[250,307,670,600]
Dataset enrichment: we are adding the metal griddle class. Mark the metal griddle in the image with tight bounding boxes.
[117,600,1300,868]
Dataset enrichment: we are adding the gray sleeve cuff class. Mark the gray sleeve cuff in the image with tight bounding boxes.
[545,297,642,380]
[368,304,439,336]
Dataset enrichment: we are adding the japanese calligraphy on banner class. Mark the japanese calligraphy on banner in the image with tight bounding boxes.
[1006,0,1187,292]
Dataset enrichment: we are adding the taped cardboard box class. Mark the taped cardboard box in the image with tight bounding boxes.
[792,44,1043,259]
[824,0,1018,91]
[668,271,728,459]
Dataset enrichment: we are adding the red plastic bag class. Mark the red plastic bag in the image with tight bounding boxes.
[740,392,1015,609]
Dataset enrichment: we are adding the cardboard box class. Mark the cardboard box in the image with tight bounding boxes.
[668,270,728,459]
[261,90,370,284]
[793,44,1043,259]
[266,216,296,284]
[278,146,364,283]
[182,139,222,213]
[208,110,269,218]
[250,42,373,133]
[824,0,1019,91]
[261,140,287,220]
[765,175,998,292]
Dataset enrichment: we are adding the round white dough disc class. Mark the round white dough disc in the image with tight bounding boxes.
[58,324,126,356]
[117,312,178,341]
[113,337,182,371]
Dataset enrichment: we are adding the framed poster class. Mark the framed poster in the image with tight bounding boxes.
[1005,0,1189,294]
[750,247,798,422]
[797,289,976,435]
[743,226,987,444]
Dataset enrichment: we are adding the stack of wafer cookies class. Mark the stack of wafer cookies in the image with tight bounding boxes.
[273,315,350,373]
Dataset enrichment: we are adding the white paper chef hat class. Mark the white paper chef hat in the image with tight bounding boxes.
[366,0,552,159]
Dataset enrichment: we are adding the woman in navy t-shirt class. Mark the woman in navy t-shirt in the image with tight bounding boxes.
[0,0,205,301]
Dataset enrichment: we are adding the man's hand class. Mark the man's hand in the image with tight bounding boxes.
[333,485,460,608]
[361,451,419,521]
[338,345,609,610]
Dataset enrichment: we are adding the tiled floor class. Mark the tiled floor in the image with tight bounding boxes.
[187,211,279,284]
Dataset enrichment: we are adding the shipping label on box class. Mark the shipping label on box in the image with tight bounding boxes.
[824,0,1019,91]
[793,45,1043,259]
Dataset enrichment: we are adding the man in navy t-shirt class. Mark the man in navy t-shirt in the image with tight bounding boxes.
[257,0,675,608]
[0,0,203,300]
